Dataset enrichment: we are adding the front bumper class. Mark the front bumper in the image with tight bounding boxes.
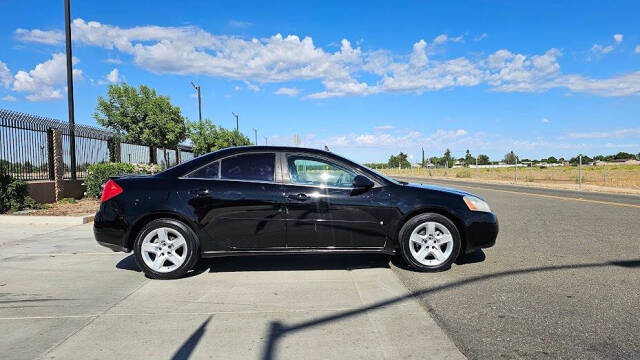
[463,211,499,253]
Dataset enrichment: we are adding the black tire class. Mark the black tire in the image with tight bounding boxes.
[133,218,199,280]
[398,213,462,272]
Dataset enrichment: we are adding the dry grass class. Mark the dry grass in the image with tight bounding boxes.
[379,164,640,190]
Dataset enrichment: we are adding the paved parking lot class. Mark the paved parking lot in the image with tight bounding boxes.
[0,224,462,360]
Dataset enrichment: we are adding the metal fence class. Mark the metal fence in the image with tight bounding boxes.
[0,108,194,181]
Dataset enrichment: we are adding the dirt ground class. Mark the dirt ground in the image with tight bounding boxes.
[26,198,100,216]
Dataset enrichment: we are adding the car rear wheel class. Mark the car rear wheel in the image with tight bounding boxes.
[133,219,199,279]
[399,213,461,272]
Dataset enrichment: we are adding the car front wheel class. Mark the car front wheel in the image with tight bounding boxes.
[399,213,461,272]
[133,218,199,279]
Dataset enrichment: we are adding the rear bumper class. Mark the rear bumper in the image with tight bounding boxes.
[463,212,499,253]
[93,206,131,253]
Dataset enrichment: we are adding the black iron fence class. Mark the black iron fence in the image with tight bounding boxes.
[0,109,194,181]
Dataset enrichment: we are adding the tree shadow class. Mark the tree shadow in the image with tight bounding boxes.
[259,258,640,360]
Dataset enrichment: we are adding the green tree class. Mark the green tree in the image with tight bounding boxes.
[503,151,517,165]
[94,83,187,165]
[613,152,633,160]
[547,156,558,164]
[463,149,475,166]
[188,118,219,156]
[188,118,252,156]
[388,152,410,168]
[443,148,453,168]
[477,154,490,165]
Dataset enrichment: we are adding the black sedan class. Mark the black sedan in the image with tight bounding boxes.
[94,146,498,279]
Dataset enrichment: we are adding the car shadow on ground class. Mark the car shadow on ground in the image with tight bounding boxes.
[116,250,486,278]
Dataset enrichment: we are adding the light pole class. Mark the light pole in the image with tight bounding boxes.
[190,82,202,124]
[232,112,239,132]
[64,0,77,180]
[253,128,257,145]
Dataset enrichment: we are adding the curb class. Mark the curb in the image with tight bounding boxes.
[0,214,94,225]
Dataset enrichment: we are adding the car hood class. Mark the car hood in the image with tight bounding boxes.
[402,182,479,198]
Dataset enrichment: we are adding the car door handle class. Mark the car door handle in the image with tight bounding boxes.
[190,189,210,197]
[288,193,309,201]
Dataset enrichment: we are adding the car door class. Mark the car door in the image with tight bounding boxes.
[182,152,286,251]
[282,153,388,249]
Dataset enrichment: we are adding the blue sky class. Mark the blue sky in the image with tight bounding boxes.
[0,0,639,163]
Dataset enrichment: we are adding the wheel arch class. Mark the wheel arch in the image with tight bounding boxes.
[126,211,200,252]
[394,207,468,255]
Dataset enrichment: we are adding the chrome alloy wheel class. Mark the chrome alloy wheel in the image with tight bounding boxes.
[409,221,454,266]
[141,227,188,273]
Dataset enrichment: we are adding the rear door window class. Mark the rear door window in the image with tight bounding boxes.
[186,161,219,179]
[220,153,275,182]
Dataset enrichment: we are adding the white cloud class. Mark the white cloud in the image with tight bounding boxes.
[474,33,488,42]
[0,61,12,88]
[1,95,17,102]
[613,34,623,44]
[565,128,640,139]
[374,125,395,130]
[433,34,448,46]
[590,44,614,55]
[106,68,119,83]
[105,58,123,64]
[11,53,82,101]
[244,81,260,92]
[432,34,464,48]
[486,48,562,92]
[635,45,640,54]
[15,28,64,45]
[16,19,640,98]
[274,87,300,96]
[542,118,550,123]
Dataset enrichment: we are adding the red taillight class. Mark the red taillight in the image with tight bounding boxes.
[101,179,123,203]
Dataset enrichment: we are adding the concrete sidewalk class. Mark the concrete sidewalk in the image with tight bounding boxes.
[0,224,464,360]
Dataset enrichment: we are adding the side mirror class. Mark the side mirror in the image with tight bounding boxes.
[352,175,374,189]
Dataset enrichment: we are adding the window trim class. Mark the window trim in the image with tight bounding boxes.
[180,151,279,184]
[282,152,378,190]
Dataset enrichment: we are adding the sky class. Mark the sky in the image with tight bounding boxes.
[0,0,639,163]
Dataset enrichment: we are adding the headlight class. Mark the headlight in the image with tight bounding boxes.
[463,196,492,212]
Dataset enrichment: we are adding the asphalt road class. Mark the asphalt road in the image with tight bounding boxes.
[392,177,640,359]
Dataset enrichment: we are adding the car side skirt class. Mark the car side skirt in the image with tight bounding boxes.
[201,248,396,258]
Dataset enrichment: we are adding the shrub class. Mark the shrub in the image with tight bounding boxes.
[456,170,472,178]
[85,162,161,198]
[0,174,41,213]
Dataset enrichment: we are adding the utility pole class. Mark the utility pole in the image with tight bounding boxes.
[253,128,257,145]
[475,157,478,178]
[190,82,202,124]
[64,0,76,180]
[421,147,425,168]
[232,112,239,132]
[579,154,582,190]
